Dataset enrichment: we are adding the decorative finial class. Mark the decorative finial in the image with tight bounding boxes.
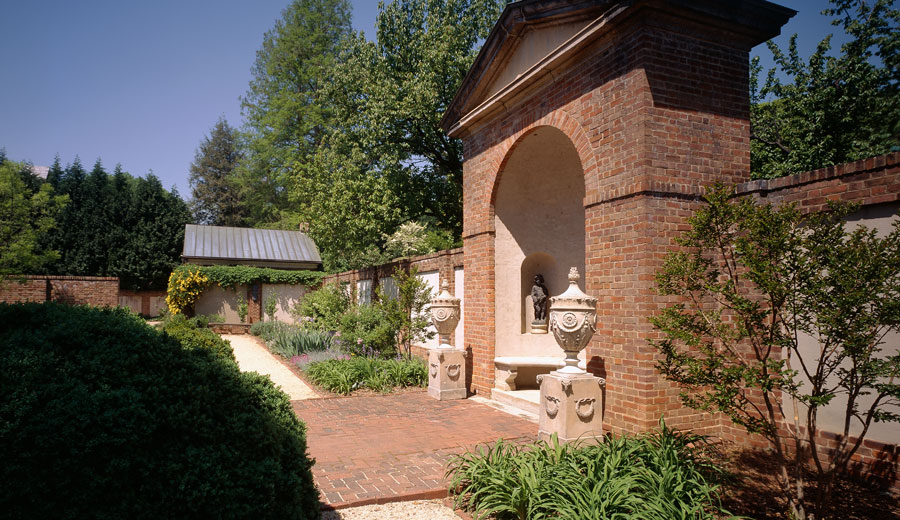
[568,267,580,284]
[441,279,450,292]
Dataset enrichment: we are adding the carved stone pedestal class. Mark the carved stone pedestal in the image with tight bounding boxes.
[538,371,604,443]
[530,319,548,334]
[428,348,468,400]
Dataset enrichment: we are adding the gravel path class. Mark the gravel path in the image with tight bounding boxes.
[321,500,461,519]
[221,334,319,400]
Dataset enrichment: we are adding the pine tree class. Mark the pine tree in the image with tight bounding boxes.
[189,117,246,226]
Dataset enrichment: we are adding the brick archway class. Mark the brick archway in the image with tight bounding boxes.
[488,110,596,213]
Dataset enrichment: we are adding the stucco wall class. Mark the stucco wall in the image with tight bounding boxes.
[494,125,585,359]
[260,283,309,323]
[195,284,247,323]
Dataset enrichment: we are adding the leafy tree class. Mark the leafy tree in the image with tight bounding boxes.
[188,117,246,226]
[291,138,402,271]
[651,185,900,520]
[751,0,900,178]
[0,159,68,279]
[287,0,503,270]
[238,0,352,225]
[0,150,44,193]
[383,221,435,259]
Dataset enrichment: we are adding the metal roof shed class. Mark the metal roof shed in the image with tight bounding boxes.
[182,224,322,270]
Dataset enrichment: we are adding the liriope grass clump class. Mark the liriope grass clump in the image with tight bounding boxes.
[447,420,737,520]
[251,321,334,357]
[305,356,427,394]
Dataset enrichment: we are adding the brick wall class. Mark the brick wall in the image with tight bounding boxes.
[460,13,755,428]
[453,0,900,461]
[322,248,464,302]
[736,152,900,209]
[0,275,119,307]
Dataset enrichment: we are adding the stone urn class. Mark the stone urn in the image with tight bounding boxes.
[539,266,604,443]
[548,267,597,374]
[430,279,460,348]
[427,279,467,400]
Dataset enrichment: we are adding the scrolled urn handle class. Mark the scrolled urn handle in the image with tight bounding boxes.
[544,395,560,418]
[575,398,595,420]
[446,364,461,380]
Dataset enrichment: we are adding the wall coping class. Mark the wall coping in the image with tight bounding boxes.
[4,275,120,282]
[735,152,900,197]
[322,248,464,281]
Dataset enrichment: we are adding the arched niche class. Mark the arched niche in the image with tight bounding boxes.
[520,252,557,333]
[494,126,586,358]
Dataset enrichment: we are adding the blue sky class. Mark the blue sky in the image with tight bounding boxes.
[0,1,847,197]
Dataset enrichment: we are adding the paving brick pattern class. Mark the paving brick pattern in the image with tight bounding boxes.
[291,392,536,508]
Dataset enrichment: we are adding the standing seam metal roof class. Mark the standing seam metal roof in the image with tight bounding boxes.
[182,224,322,264]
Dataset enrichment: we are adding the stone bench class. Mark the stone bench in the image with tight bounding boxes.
[494,356,586,391]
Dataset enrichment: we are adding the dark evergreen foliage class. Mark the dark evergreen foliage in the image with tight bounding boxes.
[189,117,247,226]
[0,303,319,519]
[42,157,190,290]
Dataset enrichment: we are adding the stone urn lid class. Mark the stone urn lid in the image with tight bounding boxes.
[431,279,459,307]
[430,279,461,347]
[549,267,597,374]
[550,267,597,311]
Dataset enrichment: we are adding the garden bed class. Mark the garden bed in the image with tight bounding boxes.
[719,445,900,520]
[249,320,428,397]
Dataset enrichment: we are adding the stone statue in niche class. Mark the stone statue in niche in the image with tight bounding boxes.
[530,274,549,334]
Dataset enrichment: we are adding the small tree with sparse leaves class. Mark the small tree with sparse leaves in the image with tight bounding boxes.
[651,185,900,520]
[382,266,434,359]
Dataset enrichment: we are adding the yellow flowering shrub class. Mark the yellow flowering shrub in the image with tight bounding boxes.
[166,267,210,315]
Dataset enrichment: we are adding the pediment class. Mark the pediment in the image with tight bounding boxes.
[440,0,608,135]
[481,20,591,102]
[440,0,797,137]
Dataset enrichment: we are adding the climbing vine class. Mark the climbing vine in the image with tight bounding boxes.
[166,265,324,314]
[166,267,210,315]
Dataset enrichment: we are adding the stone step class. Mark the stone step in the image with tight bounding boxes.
[491,388,541,418]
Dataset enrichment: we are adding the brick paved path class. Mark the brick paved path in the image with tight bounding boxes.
[291,392,536,508]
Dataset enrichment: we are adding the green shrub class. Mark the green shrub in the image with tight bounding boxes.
[293,282,349,332]
[337,304,398,357]
[304,357,426,395]
[447,420,733,520]
[264,290,278,321]
[160,312,235,361]
[0,303,319,519]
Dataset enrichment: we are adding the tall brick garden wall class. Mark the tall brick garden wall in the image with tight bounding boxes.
[322,248,463,300]
[448,0,900,475]
[459,14,755,436]
[0,275,119,307]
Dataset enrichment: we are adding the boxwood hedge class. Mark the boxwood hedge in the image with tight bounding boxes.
[0,303,319,519]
